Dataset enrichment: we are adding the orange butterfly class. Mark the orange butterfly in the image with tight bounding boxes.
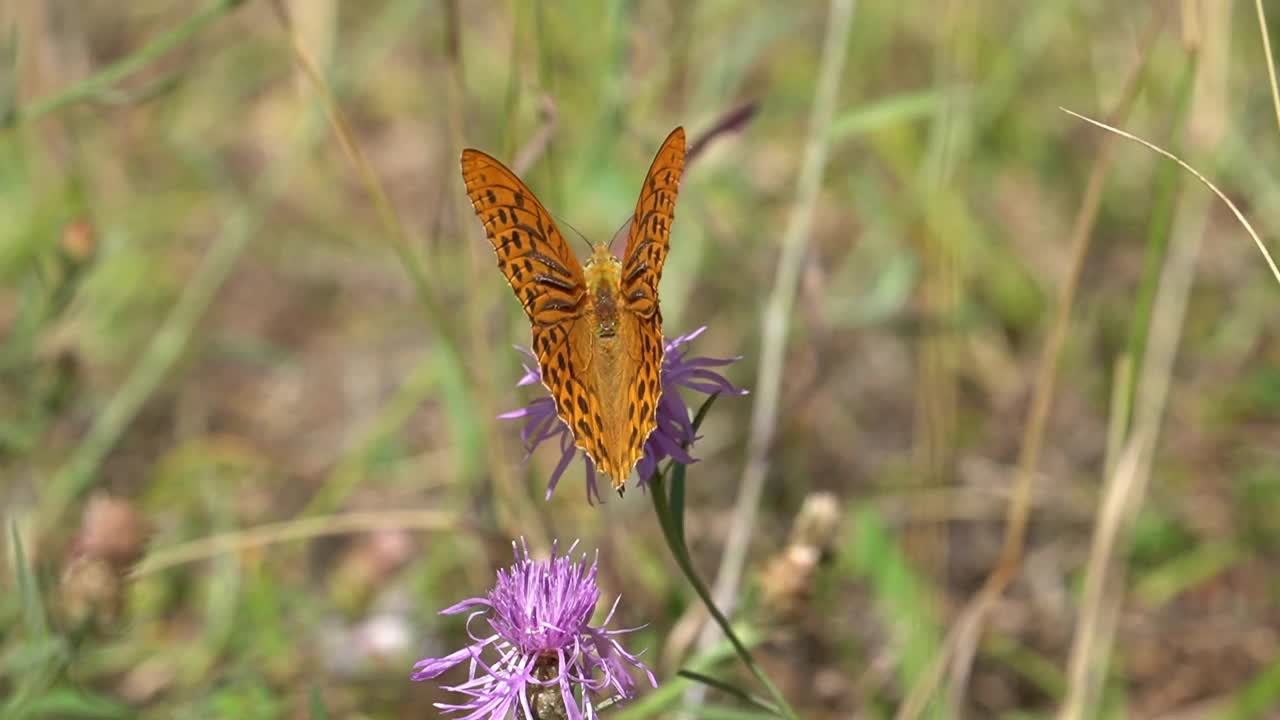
[461,128,687,493]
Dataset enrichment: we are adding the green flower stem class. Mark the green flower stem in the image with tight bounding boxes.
[648,474,799,720]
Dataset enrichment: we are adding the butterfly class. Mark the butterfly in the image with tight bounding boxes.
[460,127,686,493]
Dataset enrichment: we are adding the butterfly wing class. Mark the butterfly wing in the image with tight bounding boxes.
[460,150,610,471]
[461,150,587,328]
[617,127,687,480]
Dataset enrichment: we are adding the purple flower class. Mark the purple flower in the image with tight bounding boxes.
[412,540,655,718]
[498,327,748,502]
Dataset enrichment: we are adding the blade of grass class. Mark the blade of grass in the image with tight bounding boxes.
[897,14,1161,716]
[304,352,439,516]
[4,521,65,716]
[1132,539,1239,608]
[1124,54,1198,427]
[10,521,46,636]
[612,628,764,720]
[829,88,945,143]
[39,112,321,529]
[1059,108,1280,288]
[12,689,132,719]
[982,633,1066,700]
[917,4,970,710]
[130,509,456,578]
[1103,354,1134,482]
[1255,0,1280,135]
[1219,656,1280,720]
[308,687,330,720]
[650,475,797,718]
[12,0,247,125]
[844,504,943,713]
[269,2,502,532]
[268,1,449,334]
[434,0,544,543]
[1059,7,1240,709]
[692,706,781,720]
[699,0,856,684]
[677,669,782,716]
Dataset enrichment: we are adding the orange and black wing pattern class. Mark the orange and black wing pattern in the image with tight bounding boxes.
[617,127,686,480]
[461,150,614,478]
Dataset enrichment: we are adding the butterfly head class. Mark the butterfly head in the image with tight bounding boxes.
[585,241,622,274]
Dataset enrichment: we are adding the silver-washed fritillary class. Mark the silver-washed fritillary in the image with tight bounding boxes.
[460,128,686,491]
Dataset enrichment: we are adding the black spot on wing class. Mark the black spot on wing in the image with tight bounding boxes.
[528,251,573,279]
[536,274,577,291]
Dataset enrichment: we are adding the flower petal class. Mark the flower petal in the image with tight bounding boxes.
[411,637,491,680]
[438,597,492,616]
[544,430,578,500]
[501,324,746,498]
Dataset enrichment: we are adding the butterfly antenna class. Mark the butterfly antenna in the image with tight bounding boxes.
[607,217,632,254]
[554,213,595,253]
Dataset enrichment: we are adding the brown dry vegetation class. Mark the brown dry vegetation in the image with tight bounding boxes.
[3,2,1280,718]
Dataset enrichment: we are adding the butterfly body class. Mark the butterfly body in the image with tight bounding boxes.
[585,243,623,338]
[461,128,687,491]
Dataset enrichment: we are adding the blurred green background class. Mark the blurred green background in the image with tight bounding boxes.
[4,1,1280,718]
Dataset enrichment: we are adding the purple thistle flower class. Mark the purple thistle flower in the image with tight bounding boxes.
[412,540,655,719]
[498,327,748,502]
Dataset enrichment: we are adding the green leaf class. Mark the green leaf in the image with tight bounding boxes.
[308,687,329,720]
[612,628,763,719]
[677,669,781,716]
[842,504,944,718]
[693,704,781,720]
[17,689,133,719]
[1219,655,1280,720]
[10,521,48,636]
[829,89,943,142]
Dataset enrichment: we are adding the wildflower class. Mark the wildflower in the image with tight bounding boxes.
[498,327,747,502]
[411,540,655,718]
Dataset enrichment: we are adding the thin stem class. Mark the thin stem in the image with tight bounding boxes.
[1059,110,1280,289]
[41,120,318,529]
[676,669,781,716]
[272,2,445,333]
[1256,0,1280,136]
[648,475,799,720]
[706,0,855,663]
[131,509,456,577]
[896,14,1162,718]
[14,0,247,125]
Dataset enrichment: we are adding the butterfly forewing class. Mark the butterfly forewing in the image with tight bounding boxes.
[460,150,614,472]
[621,127,686,316]
[618,128,687,480]
[460,151,586,327]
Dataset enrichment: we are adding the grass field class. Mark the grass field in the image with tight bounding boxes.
[4,1,1280,718]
